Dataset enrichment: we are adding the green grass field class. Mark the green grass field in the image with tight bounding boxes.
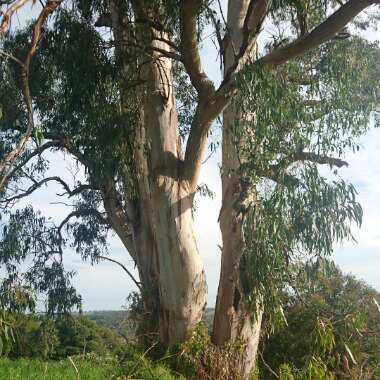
[0,356,185,380]
[0,357,123,380]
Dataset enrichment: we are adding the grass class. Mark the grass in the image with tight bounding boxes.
[0,357,123,380]
[0,355,185,380]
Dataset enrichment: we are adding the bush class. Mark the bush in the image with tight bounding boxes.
[259,261,380,379]
[7,314,123,360]
[175,322,256,380]
[54,316,124,357]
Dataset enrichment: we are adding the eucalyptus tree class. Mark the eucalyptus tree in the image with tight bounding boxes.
[1,0,380,377]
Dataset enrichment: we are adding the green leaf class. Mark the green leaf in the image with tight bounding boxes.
[344,343,357,365]
[373,297,380,314]
[34,128,44,147]
[3,325,8,341]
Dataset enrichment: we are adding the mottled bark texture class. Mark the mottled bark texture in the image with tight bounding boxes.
[108,3,207,347]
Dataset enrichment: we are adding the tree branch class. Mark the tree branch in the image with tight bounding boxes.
[0,0,63,192]
[260,151,348,185]
[258,0,377,68]
[182,101,220,189]
[285,151,348,168]
[98,255,141,290]
[3,140,63,185]
[180,0,215,98]
[2,176,98,204]
[210,0,377,125]
[101,176,136,259]
[58,209,109,233]
[0,0,30,35]
[261,168,300,187]
[182,0,268,189]
[222,0,270,85]
[56,208,110,260]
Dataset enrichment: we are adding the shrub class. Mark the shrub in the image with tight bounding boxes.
[176,322,255,380]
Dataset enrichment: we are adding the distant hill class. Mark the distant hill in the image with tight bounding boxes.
[81,310,129,332]
[78,308,215,332]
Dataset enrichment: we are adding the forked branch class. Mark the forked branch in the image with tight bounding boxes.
[2,176,98,205]
[261,151,349,184]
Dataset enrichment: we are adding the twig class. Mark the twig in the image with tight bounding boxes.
[68,356,80,380]
[98,255,141,290]
[127,341,158,379]
[259,350,279,378]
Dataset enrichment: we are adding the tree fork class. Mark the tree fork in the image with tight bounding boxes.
[110,2,207,347]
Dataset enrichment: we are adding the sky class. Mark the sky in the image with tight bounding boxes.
[3,1,380,311]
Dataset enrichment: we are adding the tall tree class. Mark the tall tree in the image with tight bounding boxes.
[214,2,380,375]
[1,0,379,376]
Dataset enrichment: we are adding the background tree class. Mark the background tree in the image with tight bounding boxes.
[0,0,379,377]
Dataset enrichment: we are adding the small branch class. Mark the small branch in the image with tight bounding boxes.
[152,36,180,51]
[4,140,63,184]
[206,6,224,67]
[98,255,141,290]
[259,350,279,379]
[0,50,24,65]
[1,176,98,204]
[58,183,97,197]
[290,151,348,168]
[68,356,79,380]
[58,209,109,234]
[262,168,300,187]
[149,45,182,61]
[2,176,68,203]
[259,151,348,184]
[116,39,182,61]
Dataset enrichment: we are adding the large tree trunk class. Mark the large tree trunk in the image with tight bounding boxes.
[109,4,207,348]
[135,31,207,346]
[212,118,263,378]
[212,1,264,378]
